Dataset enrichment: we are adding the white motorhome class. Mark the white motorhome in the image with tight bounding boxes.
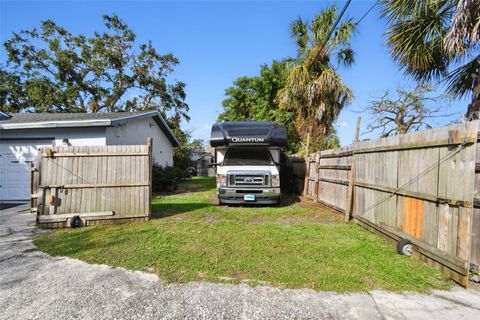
[210,121,287,205]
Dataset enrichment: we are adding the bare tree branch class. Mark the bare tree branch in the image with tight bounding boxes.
[361,83,456,137]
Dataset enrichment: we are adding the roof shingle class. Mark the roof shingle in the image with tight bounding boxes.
[0,111,180,147]
[0,112,150,124]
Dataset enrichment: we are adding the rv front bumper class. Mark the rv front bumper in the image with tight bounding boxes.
[218,187,280,204]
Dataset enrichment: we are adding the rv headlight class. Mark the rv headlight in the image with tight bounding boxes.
[272,174,280,187]
[216,174,227,187]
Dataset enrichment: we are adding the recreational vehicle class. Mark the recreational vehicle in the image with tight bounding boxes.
[210,121,287,205]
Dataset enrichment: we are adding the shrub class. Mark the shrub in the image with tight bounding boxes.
[152,165,190,192]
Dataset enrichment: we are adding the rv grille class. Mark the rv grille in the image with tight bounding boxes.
[227,174,270,187]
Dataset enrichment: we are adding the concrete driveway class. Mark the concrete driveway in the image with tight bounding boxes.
[1,208,480,320]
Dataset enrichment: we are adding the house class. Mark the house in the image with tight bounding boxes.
[191,150,215,177]
[0,111,179,203]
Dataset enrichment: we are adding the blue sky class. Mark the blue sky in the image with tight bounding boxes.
[0,0,467,146]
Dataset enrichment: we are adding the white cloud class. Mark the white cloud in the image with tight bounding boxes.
[339,121,348,128]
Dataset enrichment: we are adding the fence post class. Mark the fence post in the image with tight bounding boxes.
[344,117,361,223]
[313,152,320,201]
[147,137,153,220]
[30,162,38,213]
[38,149,45,216]
[303,156,310,197]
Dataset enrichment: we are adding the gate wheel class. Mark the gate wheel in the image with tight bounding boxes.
[397,239,413,256]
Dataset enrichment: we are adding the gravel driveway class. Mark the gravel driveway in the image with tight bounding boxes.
[1,208,480,320]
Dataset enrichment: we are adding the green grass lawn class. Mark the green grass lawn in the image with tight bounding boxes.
[34,177,449,292]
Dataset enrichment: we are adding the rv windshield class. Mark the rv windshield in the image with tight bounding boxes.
[223,149,274,166]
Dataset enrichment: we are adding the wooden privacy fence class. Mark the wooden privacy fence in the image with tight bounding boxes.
[304,145,354,215]
[289,156,307,194]
[303,121,480,286]
[31,139,153,228]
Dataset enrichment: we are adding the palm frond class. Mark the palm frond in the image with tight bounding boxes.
[332,19,357,47]
[445,54,480,98]
[380,0,449,21]
[444,0,480,55]
[380,0,415,20]
[286,64,310,97]
[290,17,308,55]
[308,67,353,108]
[336,47,355,67]
[384,0,454,81]
[277,86,291,109]
[311,6,337,45]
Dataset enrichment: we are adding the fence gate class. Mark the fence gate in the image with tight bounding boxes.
[31,139,153,228]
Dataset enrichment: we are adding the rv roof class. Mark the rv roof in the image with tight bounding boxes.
[210,121,287,148]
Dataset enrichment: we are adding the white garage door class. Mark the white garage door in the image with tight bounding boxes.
[0,140,53,202]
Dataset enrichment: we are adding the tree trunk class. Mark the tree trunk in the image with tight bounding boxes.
[399,126,408,135]
[305,127,311,155]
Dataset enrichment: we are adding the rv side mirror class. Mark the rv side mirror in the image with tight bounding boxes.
[274,161,286,167]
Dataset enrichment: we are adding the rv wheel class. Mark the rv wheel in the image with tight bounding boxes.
[397,239,412,256]
[70,215,82,228]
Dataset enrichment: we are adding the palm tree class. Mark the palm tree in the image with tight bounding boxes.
[278,6,356,153]
[381,0,480,120]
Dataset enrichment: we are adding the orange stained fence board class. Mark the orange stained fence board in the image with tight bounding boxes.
[403,197,423,239]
